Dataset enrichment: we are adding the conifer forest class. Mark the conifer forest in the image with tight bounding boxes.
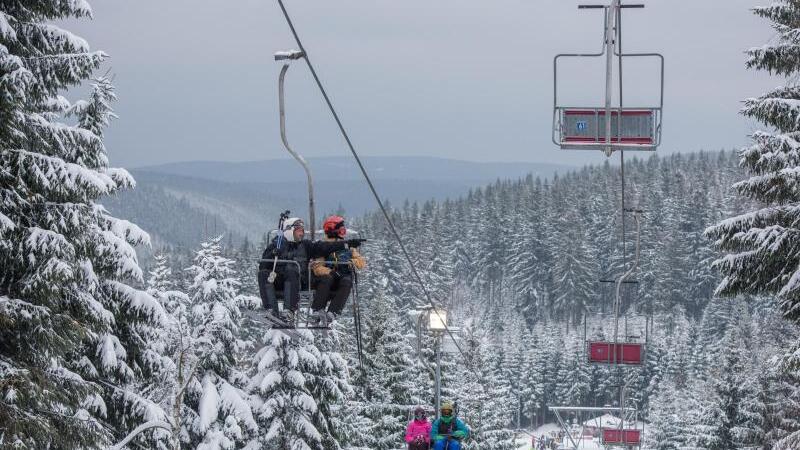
[2,1,800,450]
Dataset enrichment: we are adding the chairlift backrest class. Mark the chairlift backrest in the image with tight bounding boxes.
[601,428,641,446]
[587,341,645,365]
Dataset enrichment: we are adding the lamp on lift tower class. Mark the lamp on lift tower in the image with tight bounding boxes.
[428,308,448,332]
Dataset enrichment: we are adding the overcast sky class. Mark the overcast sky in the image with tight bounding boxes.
[67,0,777,168]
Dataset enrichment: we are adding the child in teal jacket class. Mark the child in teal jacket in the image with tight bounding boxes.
[430,401,469,450]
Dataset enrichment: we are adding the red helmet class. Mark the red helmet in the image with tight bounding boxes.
[323,215,346,238]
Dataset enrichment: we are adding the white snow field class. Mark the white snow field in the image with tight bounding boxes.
[515,423,605,450]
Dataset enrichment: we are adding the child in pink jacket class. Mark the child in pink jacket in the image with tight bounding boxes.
[405,407,432,450]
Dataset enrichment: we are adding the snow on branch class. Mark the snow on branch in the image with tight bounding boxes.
[108,420,173,450]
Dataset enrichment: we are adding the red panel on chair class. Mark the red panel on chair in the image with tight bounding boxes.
[563,136,654,144]
[602,429,641,445]
[564,109,653,116]
[588,341,644,365]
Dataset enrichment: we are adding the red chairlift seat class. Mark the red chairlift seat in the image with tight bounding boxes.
[601,428,641,446]
[587,341,645,365]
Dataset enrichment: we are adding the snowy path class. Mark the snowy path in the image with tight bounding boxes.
[515,423,604,450]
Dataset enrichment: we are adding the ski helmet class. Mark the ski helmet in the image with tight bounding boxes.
[440,401,454,416]
[282,217,304,242]
[414,406,426,419]
[323,215,346,238]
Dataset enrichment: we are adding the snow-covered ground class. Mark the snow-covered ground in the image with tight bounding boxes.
[515,423,604,450]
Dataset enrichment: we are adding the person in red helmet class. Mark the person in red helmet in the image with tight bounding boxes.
[258,216,363,325]
[310,215,366,324]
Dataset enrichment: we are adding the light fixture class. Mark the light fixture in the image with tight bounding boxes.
[428,308,447,332]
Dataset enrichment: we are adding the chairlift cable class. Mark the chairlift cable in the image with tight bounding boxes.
[275,0,469,364]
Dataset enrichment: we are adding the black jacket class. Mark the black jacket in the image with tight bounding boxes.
[259,236,346,277]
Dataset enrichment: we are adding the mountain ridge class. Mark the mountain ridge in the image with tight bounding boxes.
[135,155,574,184]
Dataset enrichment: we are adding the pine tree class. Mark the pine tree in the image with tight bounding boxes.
[310,327,356,450]
[455,320,516,450]
[769,351,800,450]
[704,0,800,324]
[356,288,422,450]
[0,3,172,446]
[146,252,193,448]
[248,329,327,449]
[703,5,800,448]
[693,321,756,450]
[182,236,256,448]
[645,377,683,450]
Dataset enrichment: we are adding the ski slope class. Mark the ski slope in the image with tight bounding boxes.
[515,423,604,450]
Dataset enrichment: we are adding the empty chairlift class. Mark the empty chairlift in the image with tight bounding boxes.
[553,2,664,155]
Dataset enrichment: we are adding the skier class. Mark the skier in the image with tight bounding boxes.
[310,215,366,324]
[406,406,432,450]
[258,216,362,325]
[430,401,469,450]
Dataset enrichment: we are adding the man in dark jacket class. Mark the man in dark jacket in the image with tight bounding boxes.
[258,217,361,324]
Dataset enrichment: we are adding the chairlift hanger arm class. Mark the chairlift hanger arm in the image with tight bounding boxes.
[277,61,316,240]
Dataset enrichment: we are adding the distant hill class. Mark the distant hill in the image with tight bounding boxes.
[137,156,571,184]
[104,156,574,250]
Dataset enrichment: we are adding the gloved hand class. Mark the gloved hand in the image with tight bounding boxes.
[414,436,425,444]
[434,434,446,442]
[345,238,364,248]
[452,430,466,439]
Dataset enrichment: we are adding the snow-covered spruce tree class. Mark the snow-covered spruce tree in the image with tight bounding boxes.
[248,329,335,450]
[704,3,800,448]
[766,356,800,450]
[644,377,683,450]
[454,319,516,450]
[692,320,760,450]
[145,252,194,448]
[182,236,256,448]
[704,0,800,329]
[0,4,172,446]
[456,320,492,450]
[309,325,356,450]
[356,288,423,450]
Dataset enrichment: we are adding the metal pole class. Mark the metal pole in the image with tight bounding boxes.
[618,0,627,286]
[435,333,442,419]
[604,0,620,157]
[278,63,316,240]
[621,150,626,270]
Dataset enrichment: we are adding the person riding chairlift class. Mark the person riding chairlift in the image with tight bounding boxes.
[310,215,366,324]
[430,401,469,450]
[258,217,362,324]
[406,406,432,450]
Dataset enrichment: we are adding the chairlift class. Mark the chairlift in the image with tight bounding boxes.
[586,276,648,366]
[582,306,648,366]
[257,49,366,367]
[601,428,641,446]
[552,1,664,155]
